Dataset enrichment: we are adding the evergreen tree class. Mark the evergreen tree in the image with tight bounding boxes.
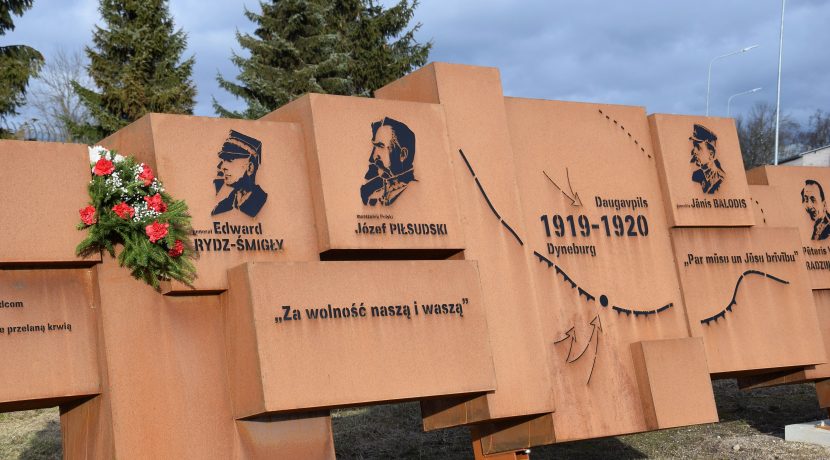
[71,0,196,141]
[332,0,430,97]
[0,0,43,134]
[215,0,352,119]
[215,0,431,119]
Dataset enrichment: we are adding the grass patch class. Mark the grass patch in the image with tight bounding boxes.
[0,408,61,460]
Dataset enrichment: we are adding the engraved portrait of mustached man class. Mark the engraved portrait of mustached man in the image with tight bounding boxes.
[212,130,268,218]
[802,179,830,241]
[689,124,725,194]
[360,117,416,206]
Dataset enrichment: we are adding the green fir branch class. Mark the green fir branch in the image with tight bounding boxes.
[76,148,197,289]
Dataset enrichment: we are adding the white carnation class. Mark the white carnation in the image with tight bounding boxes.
[88,145,109,163]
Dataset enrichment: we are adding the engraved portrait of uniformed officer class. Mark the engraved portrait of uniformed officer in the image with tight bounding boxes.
[802,179,830,241]
[689,124,725,194]
[211,130,268,217]
[360,117,416,206]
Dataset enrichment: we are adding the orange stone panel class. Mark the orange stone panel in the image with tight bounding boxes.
[737,289,830,389]
[649,114,754,227]
[223,260,495,419]
[471,414,555,455]
[262,93,465,258]
[671,227,825,375]
[816,378,830,409]
[747,166,830,289]
[506,98,694,442]
[100,114,319,293]
[0,269,100,409]
[748,185,791,228]
[91,259,237,458]
[234,412,335,460]
[376,63,555,425]
[631,338,718,430]
[0,140,99,266]
[61,395,115,460]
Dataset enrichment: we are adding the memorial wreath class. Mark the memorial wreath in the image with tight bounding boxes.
[76,146,197,289]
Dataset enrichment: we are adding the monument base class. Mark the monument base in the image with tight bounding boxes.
[785,420,830,447]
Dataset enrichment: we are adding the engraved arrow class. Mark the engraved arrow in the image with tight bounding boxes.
[568,314,602,364]
[554,315,603,385]
[586,315,602,384]
[543,169,583,206]
[553,326,577,362]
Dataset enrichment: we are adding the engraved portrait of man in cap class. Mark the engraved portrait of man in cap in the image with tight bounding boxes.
[360,117,416,206]
[211,130,268,217]
[689,124,725,194]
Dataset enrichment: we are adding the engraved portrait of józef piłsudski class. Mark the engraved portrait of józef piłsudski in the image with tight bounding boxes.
[212,130,268,218]
[360,117,416,206]
[689,123,725,194]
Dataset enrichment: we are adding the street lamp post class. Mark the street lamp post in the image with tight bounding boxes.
[774,0,786,165]
[727,87,762,117]
[706,44,760,116]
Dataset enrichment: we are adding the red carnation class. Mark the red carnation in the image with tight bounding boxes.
[168,240,184,257]
[145,221,169,243]
[138,164,155,186]
[93,158,114,176]
[79,205,97,226]
[112,202,135,219]
[144,193,167,213]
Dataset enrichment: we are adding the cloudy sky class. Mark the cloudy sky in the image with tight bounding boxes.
[5,0,829,126]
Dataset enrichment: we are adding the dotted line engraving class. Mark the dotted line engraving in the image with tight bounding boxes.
[753,197,767,224]
[596,108,651,159]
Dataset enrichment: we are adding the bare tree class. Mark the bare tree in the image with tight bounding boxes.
[800,109,830,150]
[26,49,92,142]
[736,102,800,169]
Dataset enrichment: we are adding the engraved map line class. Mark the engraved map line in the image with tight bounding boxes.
[700,269,789,326]
[458,149,524,246]
[533,251,674,318]
[457,148,674,321]
[458,147,670,385]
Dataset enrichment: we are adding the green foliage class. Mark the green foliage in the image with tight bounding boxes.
[0,0,34,31]
[334,0,431,97]
[71,0,196,141]
[0,0,43,133]
[215,0,431,119]
[215,0,351,119]
[76,148,196,290]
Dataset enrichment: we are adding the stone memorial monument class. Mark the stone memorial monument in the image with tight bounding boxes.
[0,62,828,459]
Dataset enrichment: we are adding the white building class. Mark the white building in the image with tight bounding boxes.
[781,144,830,166]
